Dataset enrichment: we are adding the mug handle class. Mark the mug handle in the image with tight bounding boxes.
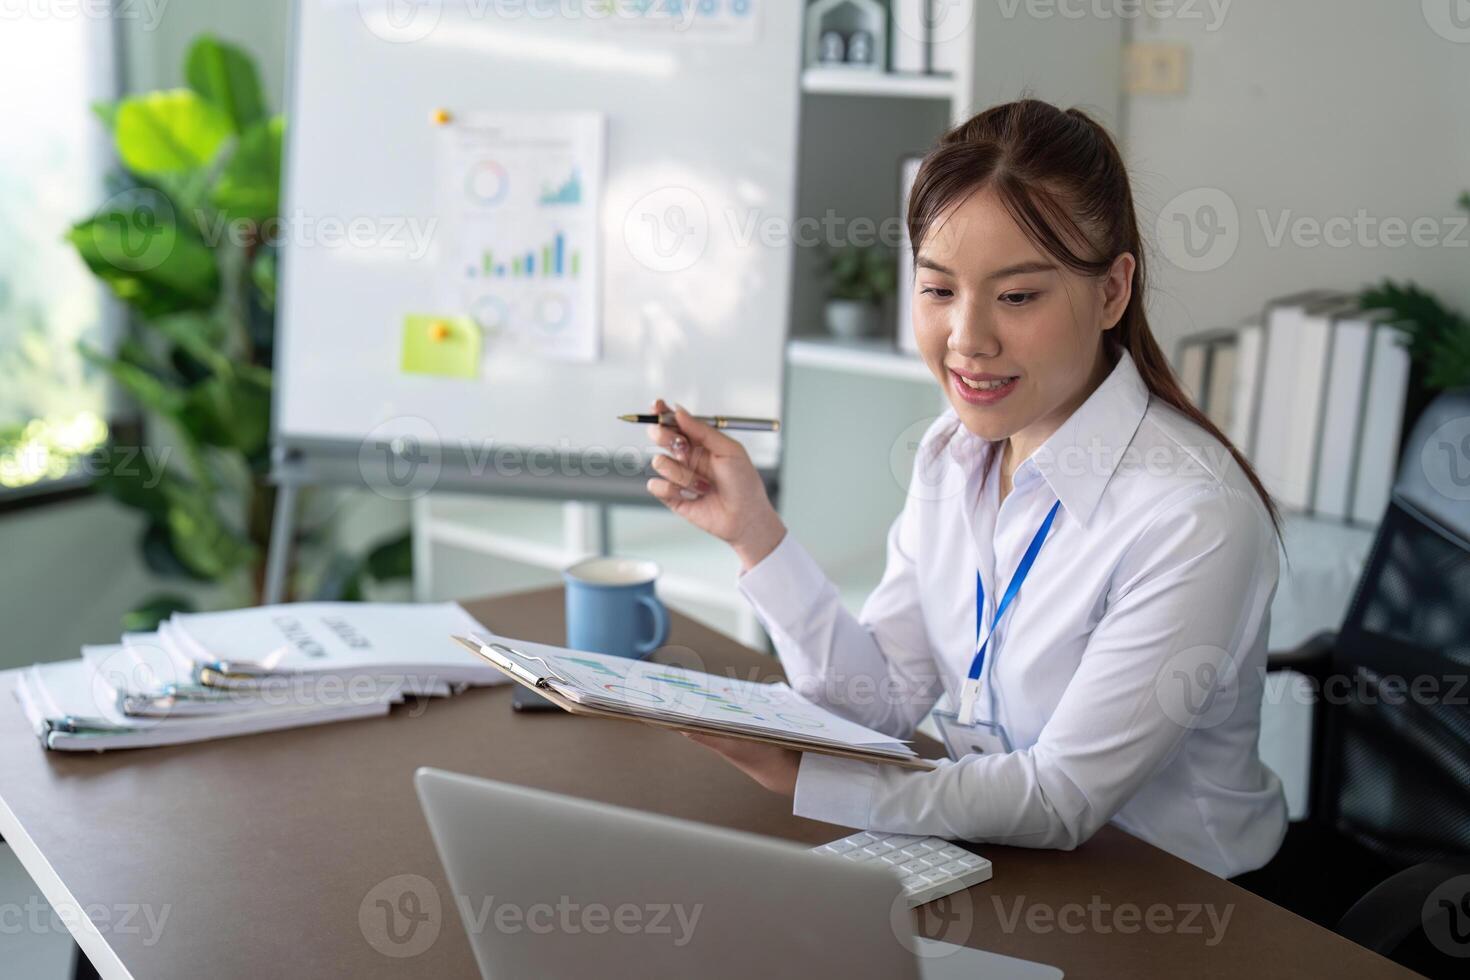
[634,594,671,658]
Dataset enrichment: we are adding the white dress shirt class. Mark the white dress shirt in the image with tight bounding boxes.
[737,351,1287,878]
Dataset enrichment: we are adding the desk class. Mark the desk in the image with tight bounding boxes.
[0,589,1412,979]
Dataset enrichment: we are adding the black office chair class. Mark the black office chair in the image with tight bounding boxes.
[1235,388,1470,978]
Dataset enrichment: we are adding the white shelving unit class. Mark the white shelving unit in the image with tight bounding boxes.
[413,490,891,648]
[801,68,956,100]
[413,495,766,647]
[787,336,933,383]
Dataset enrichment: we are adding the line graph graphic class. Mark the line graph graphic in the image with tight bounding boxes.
[604,684,666,705]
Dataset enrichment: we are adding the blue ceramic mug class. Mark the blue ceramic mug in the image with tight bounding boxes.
[563,557,670,660]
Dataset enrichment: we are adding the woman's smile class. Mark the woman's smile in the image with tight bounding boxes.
[948,366,1020,405]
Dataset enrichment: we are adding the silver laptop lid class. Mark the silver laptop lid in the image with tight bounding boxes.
[415,767,920,980]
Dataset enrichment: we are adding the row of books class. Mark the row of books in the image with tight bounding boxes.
[1178,291,1411,525]
[14,603,507,751]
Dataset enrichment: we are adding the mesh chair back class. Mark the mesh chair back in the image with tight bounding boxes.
[1323,389,1470,866]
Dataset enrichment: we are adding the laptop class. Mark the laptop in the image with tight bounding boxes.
[416,767,1062,979]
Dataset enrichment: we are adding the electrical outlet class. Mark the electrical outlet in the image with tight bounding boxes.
[1124,42,1190,96]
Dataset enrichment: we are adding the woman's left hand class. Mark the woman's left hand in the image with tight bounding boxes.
[682,732,800,797]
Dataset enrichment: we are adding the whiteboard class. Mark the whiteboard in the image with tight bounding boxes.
[276,1,798,475]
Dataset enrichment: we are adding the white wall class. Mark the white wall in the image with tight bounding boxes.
[0,498,193,668]
[969,0,1124,126]
[1125,0,1470,350]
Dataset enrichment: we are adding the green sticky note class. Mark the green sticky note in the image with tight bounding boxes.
[400,315,481,379]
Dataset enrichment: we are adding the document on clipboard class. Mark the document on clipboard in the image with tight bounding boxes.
[454,635,937,771]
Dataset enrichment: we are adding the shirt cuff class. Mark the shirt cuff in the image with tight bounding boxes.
[736,532,831,637]
[792,752,879,829]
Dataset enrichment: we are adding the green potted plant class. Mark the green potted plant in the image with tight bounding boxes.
[1360,191,1470,438]
[823,244,897,340]
[66,35,409,630]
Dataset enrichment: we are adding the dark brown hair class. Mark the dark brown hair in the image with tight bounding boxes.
[907,99,1280,533]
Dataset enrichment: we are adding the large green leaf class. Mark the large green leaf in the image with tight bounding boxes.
[93,447,175,522]
[140,521,209,581]
[66,192,220,316]
[150,313,273,389]
[313,553,368,603]
[1361,280,1470,388]
[365,532,413,582]
[252,249,277,312]
[149,313,232,374]
[186,35,267,133]
[160,481,254,580]
[114,89,233,176]
[123,594,197,633]
[186,36,267,132]
[212,116,283,221]
[79,345,188,419]
[183,375,272,456]
[91,99,119,131]
[1428,322,1470,389]
[93,325,269,456]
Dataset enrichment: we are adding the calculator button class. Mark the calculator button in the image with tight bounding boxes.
[812,834,989,910]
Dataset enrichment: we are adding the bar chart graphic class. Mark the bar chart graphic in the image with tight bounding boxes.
[466,232,582,280]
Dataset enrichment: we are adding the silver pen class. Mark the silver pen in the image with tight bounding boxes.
[618,413,780,433]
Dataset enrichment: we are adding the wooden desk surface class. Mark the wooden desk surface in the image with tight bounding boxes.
[0,589,1412,979]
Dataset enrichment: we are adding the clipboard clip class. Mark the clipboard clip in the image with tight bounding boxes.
[465,634,574,690]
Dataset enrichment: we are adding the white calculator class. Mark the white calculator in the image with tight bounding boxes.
[811,831,993,908]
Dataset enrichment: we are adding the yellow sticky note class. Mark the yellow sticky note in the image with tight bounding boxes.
[400,315,481,379]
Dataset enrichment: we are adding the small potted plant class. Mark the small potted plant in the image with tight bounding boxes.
[823,245,897,339]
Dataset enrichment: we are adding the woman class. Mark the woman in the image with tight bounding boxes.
[644,100,1287,879]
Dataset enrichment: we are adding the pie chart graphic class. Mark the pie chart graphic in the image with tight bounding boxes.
[469,295,510,333]
[533,293,571,335]
[465,160,509,206]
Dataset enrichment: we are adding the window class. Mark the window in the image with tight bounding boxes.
[0,10,118,499]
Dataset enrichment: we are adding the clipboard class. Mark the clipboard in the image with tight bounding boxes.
[453,636,937,772]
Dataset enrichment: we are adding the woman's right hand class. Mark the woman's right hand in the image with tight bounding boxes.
[644,399,787,571]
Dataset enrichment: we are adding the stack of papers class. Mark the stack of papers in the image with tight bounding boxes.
[14,603,505,752]
[480,636,919,762]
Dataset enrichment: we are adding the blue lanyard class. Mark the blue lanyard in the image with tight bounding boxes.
[967,500,1062,683]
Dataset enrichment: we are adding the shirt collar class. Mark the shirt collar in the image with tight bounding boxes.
[1028,349,1150,526]
[943,349,1150,529]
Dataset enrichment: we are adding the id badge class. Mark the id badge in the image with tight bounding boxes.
[932,709,1013,761]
